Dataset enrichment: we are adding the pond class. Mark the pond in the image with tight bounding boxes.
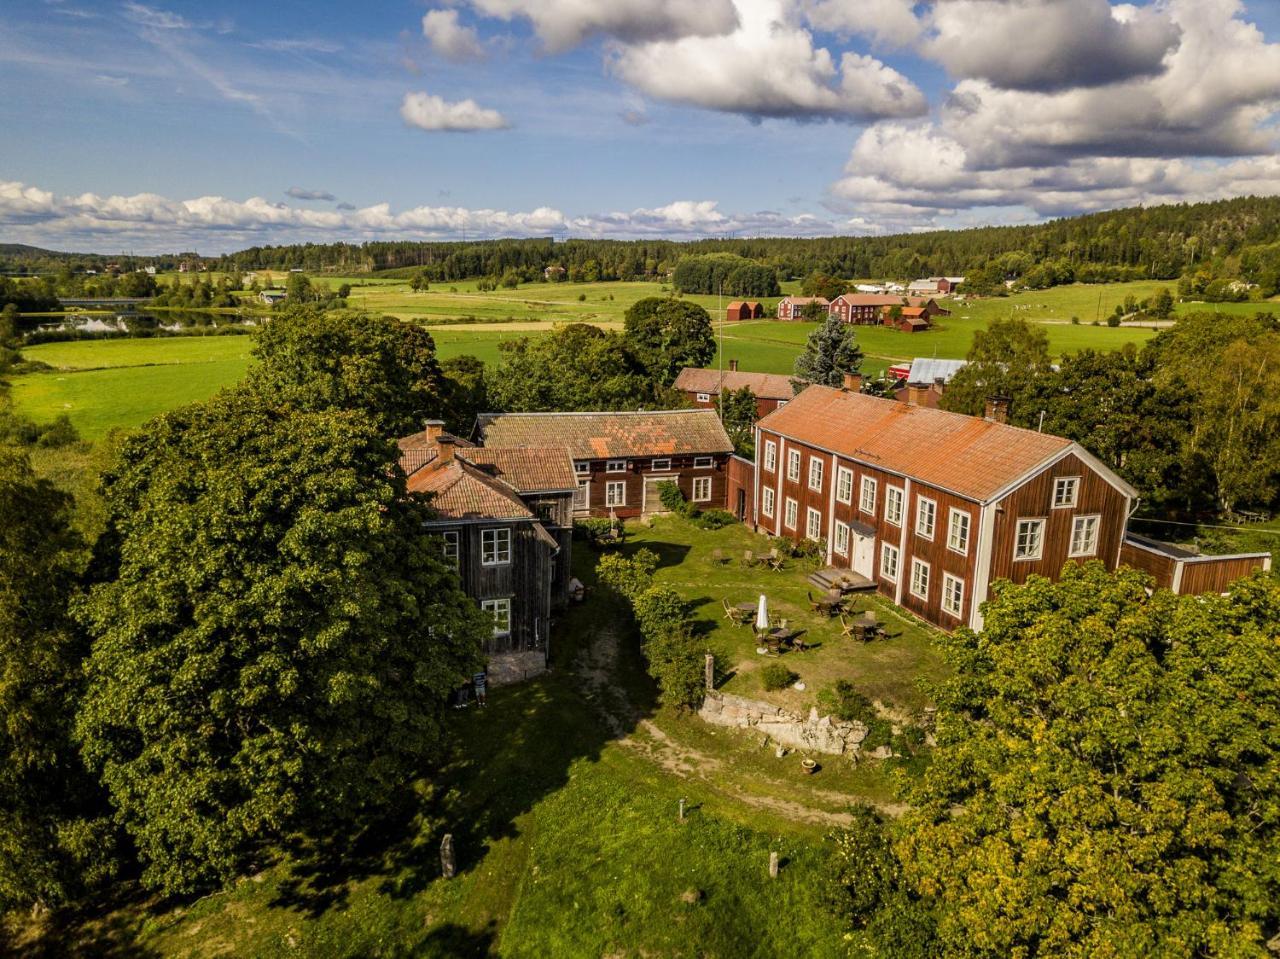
[33,310,258,336]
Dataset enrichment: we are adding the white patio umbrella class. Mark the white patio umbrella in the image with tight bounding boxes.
[756,594,769,632]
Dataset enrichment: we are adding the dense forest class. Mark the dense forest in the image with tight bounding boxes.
[6,195,1280,295]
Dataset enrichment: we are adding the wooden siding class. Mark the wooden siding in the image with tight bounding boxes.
[573,454,729,519]
[681,389,786,419]
[1119,539,1177,588]
[1178,555,1270,594]
[988,452,1130,586]
[726,454,755,523]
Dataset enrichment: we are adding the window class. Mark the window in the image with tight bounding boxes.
[696,392,711,403]
[481,598,511,637]
[942,573,964,618]
[808,457,824,492]
[885,486,904,526]
[784,497,798,530]
[573,480,589,510]
[910,558,930,600]
[651,458,671,472]
[1053,476,1080,509]
[947,508,970,555]
[859,476,877,514]
[787,449,801,482]
[836,466,854,505]
[915,497,936,540]
[481,527,511,566]
[880,543,900,582]
[441,531,459,566]
[606,459,627,473]
[762,486,775,518]
[1015,518,1045,560]
[692,476,712,502]
[806,507,822,541]
[694,456,714,469]
[1070,515,1100,557]
[573,460,590,475]
[605,481,626,508]
[776,400,788,409]
[763,440,777,472]
[833,520,850,555]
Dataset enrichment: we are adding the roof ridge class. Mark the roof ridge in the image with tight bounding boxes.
[479,408,718,418]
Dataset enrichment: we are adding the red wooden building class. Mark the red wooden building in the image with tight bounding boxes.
[776,296,829,320]
[829,294,949,326]
[725,300,763,321]
[752,385,1138,631]
[673,360,802,418]
[476,409,734,520]
[1119,534,1271,595]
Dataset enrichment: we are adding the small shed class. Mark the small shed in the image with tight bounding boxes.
[1120,533,1271,595]
[725,300,762,321]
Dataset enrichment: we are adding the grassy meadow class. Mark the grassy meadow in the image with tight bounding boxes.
[13,276,1273,440]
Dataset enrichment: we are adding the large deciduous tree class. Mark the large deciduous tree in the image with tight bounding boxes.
[939,317,1052,420]
[0,446,114,912]
[77,394,489,895]
[491,323,651,412]
[897,563,1280,957]
[793,315,863,387]
[623,297,715,387]
[246,307,445,436]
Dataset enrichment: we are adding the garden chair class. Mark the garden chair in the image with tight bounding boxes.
[766,548,785,572]
[711,548,728,566]
[742,549,758,568]
[839,614,856,639]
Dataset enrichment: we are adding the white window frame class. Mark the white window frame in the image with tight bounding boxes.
[573,460,590,475]
[859,476,877,514]
[941,573,964,618]
[605,481,627,508]
[885,485,905,527]
[1014,518,1046,561]
[836,466,853,505]
[784,497,798,530]
[915,497,936,540]
[763,440,777,473]
[787,449,801,482]
[606,459,627,473]
[808,457,824,493]
[481,527,511,566]
[806,507,822,541]
[441,530,460,566]
[1053,476,1080,509]
[695,392,711,403]
[692,476,712,503]
[574,479,589,510]
[1070,514,1101,557]
[761,485,775,519]
[910,558,930,601]
[833,519,850,556]
[947,508,970,556]
[481,598,511,637]
[880,543,900,582]
[651,458,672,473]
[694,456,714,469]
[776,400,788,409]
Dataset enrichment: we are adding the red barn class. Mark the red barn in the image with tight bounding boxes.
[725,300,763,321]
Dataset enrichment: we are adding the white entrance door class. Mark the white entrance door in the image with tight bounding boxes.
[852,534,874,578]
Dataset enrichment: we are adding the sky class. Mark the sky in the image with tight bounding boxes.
[3,0,1280,253]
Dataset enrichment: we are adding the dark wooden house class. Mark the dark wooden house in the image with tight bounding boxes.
[673,361,804,419]
[398,422,577,683]
[475,409,734,520]
[753,386,1138,631]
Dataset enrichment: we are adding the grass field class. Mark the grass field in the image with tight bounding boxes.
[12,279,1258,439]
[12,521,908,958]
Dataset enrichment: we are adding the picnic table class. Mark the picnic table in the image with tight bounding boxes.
[725,600,757,626]
[809,589,846,617]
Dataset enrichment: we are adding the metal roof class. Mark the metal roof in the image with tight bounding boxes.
[906,358,967,385]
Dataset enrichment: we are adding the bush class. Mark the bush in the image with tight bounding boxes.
[596,549,658,601]
[1107,314,1121,327]
[690,508,735,530]
[817,680,876,724]
[657,479,688,514]
[820,806,899,927]
[760,663,797,691]
[633,585,704,708]
[36,414,79,447]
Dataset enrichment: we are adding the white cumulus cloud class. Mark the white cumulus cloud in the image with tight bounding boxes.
[422,9,486,61]
[467,0,739,52]
[400,91,509,131]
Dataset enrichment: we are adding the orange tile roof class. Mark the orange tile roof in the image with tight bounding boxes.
[835,294,936,308]
[478,409,733,459]
[780,296,830,306]
[396,428,473,474]
[758,386,1079,503]
[406,458,534,520]
[461,446,577,492]
[673,367,802,401]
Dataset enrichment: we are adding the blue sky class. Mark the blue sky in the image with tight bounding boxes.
[3,0,1280,252]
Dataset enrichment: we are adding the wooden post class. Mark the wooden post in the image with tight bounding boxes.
[769,851,779,878]
[704,653,715,692]
[440,833,455,879]
[679,798,686,821]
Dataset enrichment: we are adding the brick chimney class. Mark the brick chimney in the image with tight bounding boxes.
[842,372,862,393]
[424,418,446,440]
[907,385,926,406]
[728,358,739,372]
[984,395,1011,424]
[436,433,456,464]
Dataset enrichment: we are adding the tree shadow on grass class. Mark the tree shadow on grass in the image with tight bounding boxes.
[3,886,163,959]
[266,540,656,928]
[618,539,691,571]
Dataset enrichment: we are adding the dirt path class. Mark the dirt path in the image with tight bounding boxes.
[572,623,904,824]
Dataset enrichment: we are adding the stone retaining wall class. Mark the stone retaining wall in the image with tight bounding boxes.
[488,650,547,687]
[698,690,868,756]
